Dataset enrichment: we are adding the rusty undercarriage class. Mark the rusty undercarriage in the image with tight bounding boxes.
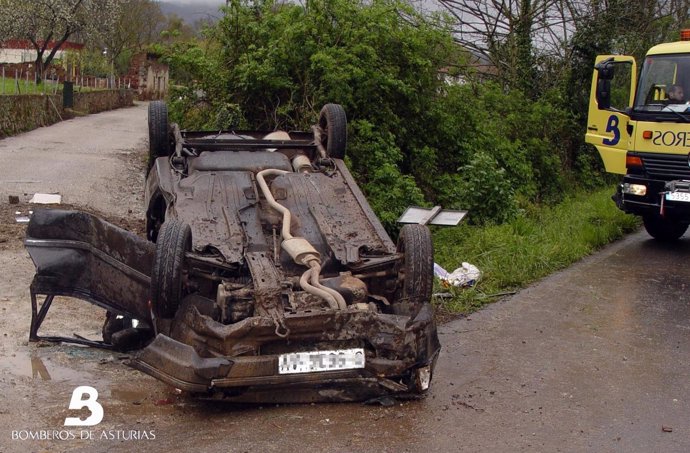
[24,102,440,402]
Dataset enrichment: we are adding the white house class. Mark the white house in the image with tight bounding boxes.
[0,39,84,64]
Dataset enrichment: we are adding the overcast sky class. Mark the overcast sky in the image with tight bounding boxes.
[161,0,224,5]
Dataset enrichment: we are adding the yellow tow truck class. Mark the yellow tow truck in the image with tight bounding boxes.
[586,30,690,240]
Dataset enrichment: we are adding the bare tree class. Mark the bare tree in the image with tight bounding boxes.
[438,0,572,91]
[0,0,120,82]
[438,0,688,93]
[102,0,166,73]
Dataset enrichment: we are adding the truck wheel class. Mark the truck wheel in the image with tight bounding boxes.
[318,103,347,159]
[643,215,689,241]
[151,219,191,318]
[148,101,170,163]
[394,224,434,316]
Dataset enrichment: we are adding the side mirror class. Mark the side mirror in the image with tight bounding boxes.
[595,59,614,110]
[595,59,615,80]
[596,79,611,109]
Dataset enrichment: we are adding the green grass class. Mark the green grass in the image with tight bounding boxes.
[0,77,103,95]
[432,185,640,313]
[0,77,61,95]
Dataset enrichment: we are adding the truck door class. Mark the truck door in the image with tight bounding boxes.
[585,55,637,174]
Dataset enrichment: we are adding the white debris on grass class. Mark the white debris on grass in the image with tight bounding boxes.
[434,262,481,288]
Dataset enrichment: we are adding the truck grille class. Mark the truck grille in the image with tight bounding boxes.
[640,153,690,180]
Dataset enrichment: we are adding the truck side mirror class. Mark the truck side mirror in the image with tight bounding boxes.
[596,60,615,80]
[596,79,611,109]
[595,59,615,110]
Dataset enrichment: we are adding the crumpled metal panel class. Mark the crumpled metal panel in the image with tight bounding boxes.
[127,298,440,401]
[25,209,154,321]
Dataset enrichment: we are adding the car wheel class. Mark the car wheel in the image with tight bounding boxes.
[148,101,170,164]
[643,215,688,241]
[318,103,347,159]
[151,219,192,318]
[394,224,434,316]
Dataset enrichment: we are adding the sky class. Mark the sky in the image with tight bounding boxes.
[157,0,442,24]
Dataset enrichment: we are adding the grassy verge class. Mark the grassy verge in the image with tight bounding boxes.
[0,77,104,95]
[0,77,62,95]
[432,185,640,314]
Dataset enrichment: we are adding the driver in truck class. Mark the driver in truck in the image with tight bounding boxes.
[667,84,685,103]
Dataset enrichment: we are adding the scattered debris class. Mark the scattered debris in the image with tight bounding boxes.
[29,193,62,204]
[398,205,467,226]
[15,212,31,224]
[434,262,481,288]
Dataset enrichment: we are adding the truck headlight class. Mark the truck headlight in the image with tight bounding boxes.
[622,183,647,196]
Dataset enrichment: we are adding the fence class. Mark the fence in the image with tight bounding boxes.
[0,66,134,95]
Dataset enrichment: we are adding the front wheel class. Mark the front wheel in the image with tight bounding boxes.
[643,215,688,241]
[151,219,192,318]
[393,224,434,316]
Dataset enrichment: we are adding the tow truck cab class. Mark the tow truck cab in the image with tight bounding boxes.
[586,30,690,241]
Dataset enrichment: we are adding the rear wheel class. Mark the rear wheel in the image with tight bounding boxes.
[151,219,192,318]
[148,101,170,166]
[643,215,688,241]
[394,224,434,316]
[318,103,347,159]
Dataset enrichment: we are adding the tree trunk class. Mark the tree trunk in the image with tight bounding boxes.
[515,0,536,98]
[34,51,45,85]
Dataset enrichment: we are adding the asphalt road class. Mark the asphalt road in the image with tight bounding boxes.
[0,104,689,452]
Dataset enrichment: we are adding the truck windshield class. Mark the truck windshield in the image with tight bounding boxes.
[634,54,690,112]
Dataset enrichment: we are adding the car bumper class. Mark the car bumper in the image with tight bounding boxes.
[615,176,690,222]
[129,303,440,402]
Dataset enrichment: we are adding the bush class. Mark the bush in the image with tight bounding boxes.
[456,152,517,225]
[160,0,597,231]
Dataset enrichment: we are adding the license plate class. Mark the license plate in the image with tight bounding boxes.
[666,192,690,202]
[278,348,365,374]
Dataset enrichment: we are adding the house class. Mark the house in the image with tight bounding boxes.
[0,39,84,64]
[126,52,169,100]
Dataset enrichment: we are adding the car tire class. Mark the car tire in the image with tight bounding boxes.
[148,101,170,162]
[151,218,192,318]
[318,103,347,159]
[643,215,689,241]
[394,224,434,316]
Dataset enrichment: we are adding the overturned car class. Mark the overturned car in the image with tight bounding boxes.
[24,102,440,402]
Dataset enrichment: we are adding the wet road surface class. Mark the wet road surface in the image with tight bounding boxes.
[1,105,690,452]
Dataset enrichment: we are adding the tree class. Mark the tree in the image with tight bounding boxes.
[161,13,196,44]
[101,0,165,74]
[0,0,119,82]
[437,0,569,95]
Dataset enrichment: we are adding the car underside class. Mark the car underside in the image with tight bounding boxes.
[24,102,441,402]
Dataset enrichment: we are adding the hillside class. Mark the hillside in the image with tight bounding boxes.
[158,1,224,25]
